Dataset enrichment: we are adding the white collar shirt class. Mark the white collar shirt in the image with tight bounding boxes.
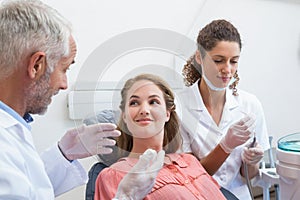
[0,102,87,199]
[177,81,270,200]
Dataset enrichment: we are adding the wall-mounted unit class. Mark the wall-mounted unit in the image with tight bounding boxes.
[68,79,184,120]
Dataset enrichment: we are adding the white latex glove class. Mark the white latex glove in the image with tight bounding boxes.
[220,115,255,153]
[242,142,264,165]
[58,123,121,160]
[114,149,165,200]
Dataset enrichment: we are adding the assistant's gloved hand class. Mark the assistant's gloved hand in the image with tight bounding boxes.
[220,115,255,153]
[242,142,264,165]
[58,123,121,161]
[114,149,165,200]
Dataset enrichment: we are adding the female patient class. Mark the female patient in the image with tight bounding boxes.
[94,74,226,200]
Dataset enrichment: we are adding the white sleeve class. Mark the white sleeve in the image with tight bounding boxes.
[0,127,54,199]
[40,143,88,197]
[253,100,270,151]
[0,141,53,200]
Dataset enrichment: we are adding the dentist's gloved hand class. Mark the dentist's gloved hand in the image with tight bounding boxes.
[242,142,264,165]
[220,115,255,153]
[58,123,121,161]
[114,149,165,200]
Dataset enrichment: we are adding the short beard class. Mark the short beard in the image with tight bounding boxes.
[25,69,53,115]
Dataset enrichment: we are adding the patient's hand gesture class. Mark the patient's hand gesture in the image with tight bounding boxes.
[115,149,165,200]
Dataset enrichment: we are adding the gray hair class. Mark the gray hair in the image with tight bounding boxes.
[0,0,72,80]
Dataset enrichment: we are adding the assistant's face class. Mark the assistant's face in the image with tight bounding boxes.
[122,80,170,139]
[26,37,77,115]
[202,41,240,88]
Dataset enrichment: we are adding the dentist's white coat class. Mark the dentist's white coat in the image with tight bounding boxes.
[0,107,87,200]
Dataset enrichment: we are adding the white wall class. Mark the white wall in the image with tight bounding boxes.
[31,0,300,199]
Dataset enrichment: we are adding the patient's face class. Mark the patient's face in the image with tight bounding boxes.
[123,80,170,139]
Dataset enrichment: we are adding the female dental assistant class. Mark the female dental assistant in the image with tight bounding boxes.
[177,19,270,200]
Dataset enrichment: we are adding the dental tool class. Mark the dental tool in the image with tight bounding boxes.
[239,109,256,200]
[244,134,256,200]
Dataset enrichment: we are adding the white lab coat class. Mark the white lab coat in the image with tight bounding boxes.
[176,82,270,200]
[0,108,87,200]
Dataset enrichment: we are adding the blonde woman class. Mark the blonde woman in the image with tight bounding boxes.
[95,74,227,200]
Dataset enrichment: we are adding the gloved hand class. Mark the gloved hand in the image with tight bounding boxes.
[114,149,165,200]
[242,142,264,165]
[58,123,121,161]
[220,115,255,153]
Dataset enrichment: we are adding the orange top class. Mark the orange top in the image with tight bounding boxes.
[95,153,226,200]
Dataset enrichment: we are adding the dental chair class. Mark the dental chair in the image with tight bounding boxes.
[83,110,120,200]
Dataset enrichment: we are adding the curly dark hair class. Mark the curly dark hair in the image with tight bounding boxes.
[182,19,241,96]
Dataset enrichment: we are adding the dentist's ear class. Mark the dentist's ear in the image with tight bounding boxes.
[28,51,46,79]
